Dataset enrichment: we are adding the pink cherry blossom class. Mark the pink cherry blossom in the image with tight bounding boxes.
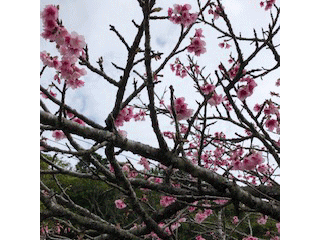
[276,222,280,233]
[52,130,66,140]
[257,164,268,173]
[232,216,239,224]
[154,177,163,184]
[228,64,246,79]
[209,5,224,20]
[200,83,215,95]
[195,28,205,38]
[264,0,276,10]
[41,5,87,90]
[265,118,279,132]
[241,152,264,170]
[115,106,134,127]
[237,86,250,101]
[160,196,176,207]
[187,37,206,56]
[168,97,194,121]
[253,104,261,112]
[196,235,206,240]
[41,5,59,21]
[257,215,268,225]
[70,31,86,50]
[138,157,150,171]
[115,199,127,209]
[208,93,223,106]
[213,199,229,205]
[122,164,130,173]
[163,131,175,139]
[128,170,138,178]
[242,236,258,240]
[168,4,198,28]
[72,118,85,126]
[194,211,208,223]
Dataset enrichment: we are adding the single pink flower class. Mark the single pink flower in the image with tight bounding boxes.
[237,86,250,101]
[218,42,225,48]
[52,130,66,140]
[200,83,215,95]
[154,177,163,184]
[257,164,268,173]
[195,28,205,38]
[253,104,261,112]
[208,93,223,106]
[70,31,86,50]
[265,118,278,131]
[196,236,206,240]
[41,5,59,21]
[242,236,258,240]
[232,216,239,224]
[138,157,150,171]
[72,118,85,126]
[257,215,268,225]
[115,199,127,209]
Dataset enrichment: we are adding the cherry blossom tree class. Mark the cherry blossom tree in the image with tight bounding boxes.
[40,0,280,239]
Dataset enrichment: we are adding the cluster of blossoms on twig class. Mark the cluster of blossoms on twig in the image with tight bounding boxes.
[236,77,258,101]
[168,4,198,28]
[168,97,194,121]
[208,4,224,20]
[170,57,200,78]
[187,28,207,56]
[40,5,87,90]
[260,0,276,11]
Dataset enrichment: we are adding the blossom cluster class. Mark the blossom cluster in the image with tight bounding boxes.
[170,58,202,79]
[264,101,280,132]
[194,206,213,223]
[147,218,186,239]
[114,106,146,127]
[208,92,224,106]
[170,62,188,78]
[40,5,87,90]
[228,64,246,79]
[168,97,194,121]
[160,196,176,207]
[257,215,268,225]
[254,100,280,133]
[199,83,225,107]
[260,0,276,11]
[138,157,150,171]
[232,151,264,171]
[187,29,206,56]
[236,77,258,101]
[168,4,198,28]
[208,5,224,20]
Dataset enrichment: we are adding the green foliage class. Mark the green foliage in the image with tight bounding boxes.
[41,154,279,239]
